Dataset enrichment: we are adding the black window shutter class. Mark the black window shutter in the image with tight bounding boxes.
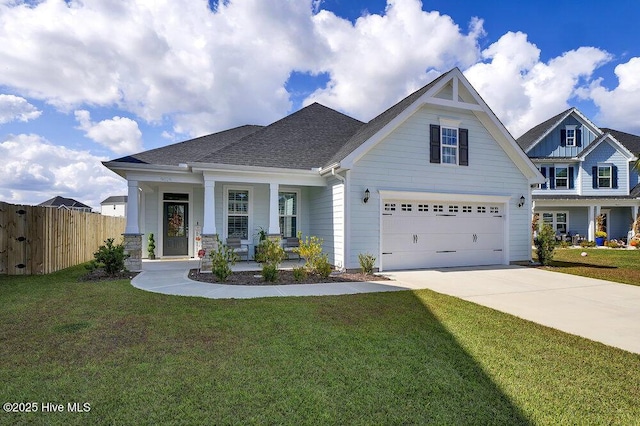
[430,124,441,164]
[549,167,555,189]
[576,128,582,147]
[612,165,618,189]
[540,167,547,189]
[568,166,574,189]
[459,128,469,166]
[560,129,566,147]
[592,166,598,188]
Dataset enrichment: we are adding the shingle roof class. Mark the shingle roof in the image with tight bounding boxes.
[39,196,92,209]
[101,196,128,204]
[601,128,640,155]
[197,103,364,169]
[111,125,264,166]
[516,108,573,152]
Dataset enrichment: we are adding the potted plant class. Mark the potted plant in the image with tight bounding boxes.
[148,233,156,259]
[595,230,607,246]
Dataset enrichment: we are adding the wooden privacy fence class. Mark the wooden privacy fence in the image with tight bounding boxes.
[0,202,126,275]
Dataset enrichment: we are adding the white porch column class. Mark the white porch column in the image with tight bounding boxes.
[268,182,280,235]
[203,178,216,235]
[588,205,595,241]
[125,180,140,234]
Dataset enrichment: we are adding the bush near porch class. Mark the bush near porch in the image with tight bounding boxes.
[533,248,640,286]
[1,265,639,424]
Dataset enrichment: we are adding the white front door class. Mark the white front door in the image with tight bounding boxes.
[381,200,505,270]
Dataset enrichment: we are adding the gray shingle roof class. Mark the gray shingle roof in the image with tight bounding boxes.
[631,183,640,198]
[601,128,640,155]
[39,196,92,209]
[516,108,573,152]
[101,196,128,204]
[197,103,364,169]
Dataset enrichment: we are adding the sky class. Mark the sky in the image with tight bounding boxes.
[1,0,639,209]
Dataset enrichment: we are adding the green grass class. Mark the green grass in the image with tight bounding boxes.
[1,265,639,425]
[536,247,640,286]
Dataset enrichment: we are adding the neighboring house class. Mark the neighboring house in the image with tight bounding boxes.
[100,195,128,217]
[103,68,543,271]
[517,108,640,242]
[38,196,93,213]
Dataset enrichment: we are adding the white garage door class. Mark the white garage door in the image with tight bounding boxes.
[382,200,505,270]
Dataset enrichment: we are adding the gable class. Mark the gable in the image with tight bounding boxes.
[526,111,599,158]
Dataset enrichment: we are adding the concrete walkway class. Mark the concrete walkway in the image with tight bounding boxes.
[132,260,640,354]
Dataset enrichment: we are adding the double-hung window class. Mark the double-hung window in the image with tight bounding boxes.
[565,128,575,146]
[598,166,612,188]
[542,212,568,234]
[227,189,249,240]
[441,127,458,165]
[278,191,297,238]
[554,167,568,189]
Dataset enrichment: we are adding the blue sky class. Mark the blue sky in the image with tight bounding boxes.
[1,0,639,208]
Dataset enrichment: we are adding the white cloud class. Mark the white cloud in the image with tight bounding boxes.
[0,94,41,124]
[0,133,125,209]
[588,57,640,133]
[305,0,485,120]
[464,32,611,138]
[75,110,143,155]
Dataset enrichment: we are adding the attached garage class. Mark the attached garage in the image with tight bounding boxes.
[380,194,509,271]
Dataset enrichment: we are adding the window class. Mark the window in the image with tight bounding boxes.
[490,207,499,214]
[433,205,444,212]
[598,166,612,188]
[418,204,428,212]
[279,192,297,238]
[477,206,486,213]
[401,204,412,211]
[541,212,568,234]
[441,127,458,165]
[555,167,568,189]
[384,203,396,211]
[462,206,472,213]
[566,128,575,146]
[448,205,459,213]
[227,189,249,240]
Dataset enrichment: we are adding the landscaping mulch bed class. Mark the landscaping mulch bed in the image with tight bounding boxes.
[188,269,391,286]
[79,269,140,282]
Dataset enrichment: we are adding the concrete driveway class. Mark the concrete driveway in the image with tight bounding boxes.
[386,265,640,355]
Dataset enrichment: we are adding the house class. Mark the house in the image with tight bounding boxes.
[517,108,640,242]
[100,195,128,217]
[103,68,544,272]
[38,196,93,213]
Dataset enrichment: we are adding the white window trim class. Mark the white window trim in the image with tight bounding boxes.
[440,126,459,166]
[597,164,612,189]
[223,185,253,243]
[278,188,301,238]
[554,165,569,189]
[565,125,576,146]
[541,211,569,235]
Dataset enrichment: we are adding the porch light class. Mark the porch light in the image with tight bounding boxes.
[363,188,370,204]
[518,195,526,208]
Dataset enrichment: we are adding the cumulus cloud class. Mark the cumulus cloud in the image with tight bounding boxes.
[306,0,485,120]
[464,32,611,138]
[75,110,143,155]
[0,134,125,208]
[588,57,640,133]
[0,94,41,124]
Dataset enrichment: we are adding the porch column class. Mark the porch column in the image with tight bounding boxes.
[268,182,280,235]
[203,177,216,235]
[125,180,140,234]
[588,206,595,241]
[632,205,639,235]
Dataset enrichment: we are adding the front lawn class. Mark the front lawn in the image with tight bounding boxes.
[535,247,640,286]
[1,265,639,425]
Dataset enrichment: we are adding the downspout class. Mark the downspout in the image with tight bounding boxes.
[332,168,348,271]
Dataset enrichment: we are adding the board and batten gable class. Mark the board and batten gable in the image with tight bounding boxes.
[527,114,599,158]
[347,104,532,269]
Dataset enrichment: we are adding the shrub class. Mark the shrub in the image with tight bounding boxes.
[147,233,156,259]
[358,253,376,274]
[580,240,596,248]
[296,232,324,274]
[534,224,555,266]
[292,266,307,282]
[557,240,570,249]
[88,238,129,276]
[262,263,279,282]
[316,254,333,279]
[606,240,621,248]
[210,242,238,282]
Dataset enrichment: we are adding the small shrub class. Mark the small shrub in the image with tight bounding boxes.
[534,224,555,266]
[296,232,325,274]
[358,253,376,274]
[255,238,285,266]
[292,266,307,281]
[606,240,621,248]
[580,240,596,248]
[557,240,570,249]
[147,233,156,259]
[316,254,333,279]
[262,263,279,282]
[210,242,238,282]
[88,238,128,276]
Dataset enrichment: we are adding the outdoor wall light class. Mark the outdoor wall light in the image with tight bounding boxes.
[363,188,370,204]
[518,195,526,208]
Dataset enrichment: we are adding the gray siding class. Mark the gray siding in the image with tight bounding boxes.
[581,142,629,196]
[348,105,532,268]
[308,178,343,266]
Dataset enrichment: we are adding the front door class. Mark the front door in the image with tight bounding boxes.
[163,202,189,256]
